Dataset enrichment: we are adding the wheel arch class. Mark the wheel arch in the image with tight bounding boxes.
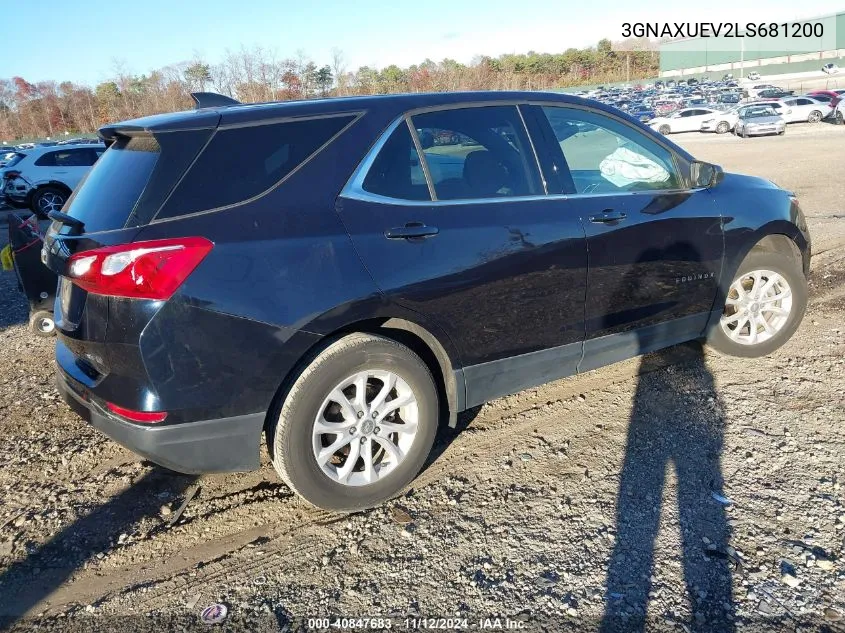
[263,314,465,443]
[728,222,809,281]
[30,181,72,212]
[34,180,72,195]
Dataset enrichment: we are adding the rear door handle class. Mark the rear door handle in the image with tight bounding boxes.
[384,223,439,240]
[589,210,627,224]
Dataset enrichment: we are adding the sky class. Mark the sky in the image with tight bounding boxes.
[6,0,845,86]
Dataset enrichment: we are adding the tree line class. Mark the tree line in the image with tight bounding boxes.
[0,39,658,140]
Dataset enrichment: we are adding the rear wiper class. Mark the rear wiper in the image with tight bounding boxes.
[47,211,85,231]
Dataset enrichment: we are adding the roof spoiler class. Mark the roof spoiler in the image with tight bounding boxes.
[190,92,241,109]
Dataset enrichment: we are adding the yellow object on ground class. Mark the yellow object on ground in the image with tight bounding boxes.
[1,243,13,271]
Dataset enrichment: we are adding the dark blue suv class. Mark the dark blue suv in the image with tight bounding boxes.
[43,91,811,511]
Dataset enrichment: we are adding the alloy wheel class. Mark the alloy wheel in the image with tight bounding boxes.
[312,370,418,486]
[38,192,65,214]
[720,269,793,345]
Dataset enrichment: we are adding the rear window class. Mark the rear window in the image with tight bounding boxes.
[157,114,356,219]
[64,136,159,234]
[2,152,25,167]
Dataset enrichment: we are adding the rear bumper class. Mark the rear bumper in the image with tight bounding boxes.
[56,368,265,474]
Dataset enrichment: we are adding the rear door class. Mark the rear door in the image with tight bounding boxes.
[339,104,588,406]
[526,104,723,370]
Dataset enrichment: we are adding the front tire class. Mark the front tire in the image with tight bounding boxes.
[808,110,822,123]
[269,333,439,511]
[707,251,807,358]
[658,125,671,135]
[716,121,730,134]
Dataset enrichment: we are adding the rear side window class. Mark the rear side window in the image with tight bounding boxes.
[158,115,356,219]
[35,148,98,167]
[63,136,160,234]
[410,106,541,200]
[361,123,430,201]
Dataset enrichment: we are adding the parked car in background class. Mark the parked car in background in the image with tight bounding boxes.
[649,107,720,134]
[806,90,842,108]
[2,143,104,216]
[628,105,656,122]
[717,93,741,105]
[748,84,779,98]
[747,72,761,81]
[57,137,103,146]
[822,62,839,74]
[735,104,786,137]
[778,96,833,123]
[700,106,741,133]
[758,88,795,100]
[834,99,845,125]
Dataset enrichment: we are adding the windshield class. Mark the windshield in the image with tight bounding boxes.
[742,106,776,118]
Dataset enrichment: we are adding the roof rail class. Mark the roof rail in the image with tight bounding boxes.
[190,92,241,109]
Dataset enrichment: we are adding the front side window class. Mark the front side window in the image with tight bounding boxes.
[410,106,541,201]
[541,106,680,194]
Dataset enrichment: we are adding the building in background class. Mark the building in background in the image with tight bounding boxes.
[659,12,845,78]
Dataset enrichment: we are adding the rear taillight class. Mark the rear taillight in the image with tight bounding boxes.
[67,236,213,300]
[107,402,167,424]
[4,170,20,179]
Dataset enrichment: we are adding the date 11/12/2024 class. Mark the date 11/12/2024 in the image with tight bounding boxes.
[307,617,528,630]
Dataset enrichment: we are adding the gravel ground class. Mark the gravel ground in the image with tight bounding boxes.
[0,125,844,633]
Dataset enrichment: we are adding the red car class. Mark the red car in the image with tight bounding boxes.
[807,90,842,108]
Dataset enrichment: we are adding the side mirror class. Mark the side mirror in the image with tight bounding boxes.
[690,161,723,188]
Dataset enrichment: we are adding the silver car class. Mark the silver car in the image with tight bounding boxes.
[734,104,786,138]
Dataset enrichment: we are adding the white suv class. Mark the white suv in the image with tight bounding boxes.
[1,143,104,217]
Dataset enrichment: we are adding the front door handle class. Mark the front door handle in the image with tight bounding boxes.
[589,210,627,224]
[384,223,439,240]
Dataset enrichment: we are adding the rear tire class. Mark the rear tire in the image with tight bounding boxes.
[30,310,56,337]
[707,250,807,358]
[269,333,439,511]
[31,186,68,219]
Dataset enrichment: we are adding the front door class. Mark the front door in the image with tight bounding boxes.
[339,105,588,406]
[527,104,724,371]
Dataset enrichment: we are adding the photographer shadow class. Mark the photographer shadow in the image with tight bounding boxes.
[599,243,736,632]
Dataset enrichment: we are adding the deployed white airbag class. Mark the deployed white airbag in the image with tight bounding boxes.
[599,147,671,188]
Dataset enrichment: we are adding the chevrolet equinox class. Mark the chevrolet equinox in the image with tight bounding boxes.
[43,91,811,511]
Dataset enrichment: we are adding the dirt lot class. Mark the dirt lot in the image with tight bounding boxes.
[0,124,844,632]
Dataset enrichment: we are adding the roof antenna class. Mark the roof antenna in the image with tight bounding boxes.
[190,92,241,109]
